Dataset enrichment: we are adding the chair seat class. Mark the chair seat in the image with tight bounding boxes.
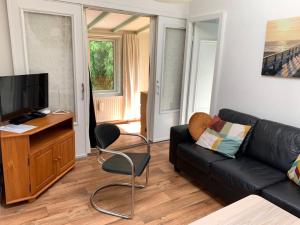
[102,152,150,176]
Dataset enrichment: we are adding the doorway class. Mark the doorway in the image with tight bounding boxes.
[85,8,150,136]
[184,14,224,122]
[192,20,219,114]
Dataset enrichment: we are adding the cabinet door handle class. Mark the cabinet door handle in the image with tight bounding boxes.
[7,162,13,169]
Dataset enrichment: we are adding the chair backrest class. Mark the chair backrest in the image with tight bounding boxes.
[94,123,120,149]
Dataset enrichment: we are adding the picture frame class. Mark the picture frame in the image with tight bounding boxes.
[262,16,300,78]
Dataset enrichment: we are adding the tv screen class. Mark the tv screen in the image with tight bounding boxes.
[0,73,48,122]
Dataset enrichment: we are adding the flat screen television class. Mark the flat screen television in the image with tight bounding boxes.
[0,73,48,123]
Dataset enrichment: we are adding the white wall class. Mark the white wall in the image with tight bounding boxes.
[189,0,300,128]
[0,0,13,76]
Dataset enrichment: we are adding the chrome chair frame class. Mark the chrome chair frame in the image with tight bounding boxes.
[90,132,150,219]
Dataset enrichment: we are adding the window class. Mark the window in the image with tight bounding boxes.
[89,38,122,95]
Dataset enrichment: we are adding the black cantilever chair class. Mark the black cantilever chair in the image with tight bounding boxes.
[91,123,151,219]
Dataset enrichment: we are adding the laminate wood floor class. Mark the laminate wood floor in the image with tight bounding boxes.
[0,136,224,225]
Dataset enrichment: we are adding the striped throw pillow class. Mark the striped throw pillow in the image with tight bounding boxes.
[196,117,251,158]
[288,155,300,186]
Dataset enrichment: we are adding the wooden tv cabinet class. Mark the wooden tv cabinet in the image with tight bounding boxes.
[0,113,75,204]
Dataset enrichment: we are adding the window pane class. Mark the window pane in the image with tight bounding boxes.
[160,28,186,112]
[89,40,115,91]
[24,12,75,114]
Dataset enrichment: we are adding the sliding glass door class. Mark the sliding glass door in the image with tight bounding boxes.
[7,0,88,156]
[149,16,187,142]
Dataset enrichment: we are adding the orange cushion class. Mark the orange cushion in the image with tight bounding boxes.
[188,112,212,141]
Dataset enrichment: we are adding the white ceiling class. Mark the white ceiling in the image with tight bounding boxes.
[85,9,150,33]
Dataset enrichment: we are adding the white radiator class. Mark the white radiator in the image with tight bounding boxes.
[93,96,124,123]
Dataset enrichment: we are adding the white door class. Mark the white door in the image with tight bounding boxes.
[7,0,88,157]
[193,41,217,114]
[186,20,220,121]
[150,16,186,142]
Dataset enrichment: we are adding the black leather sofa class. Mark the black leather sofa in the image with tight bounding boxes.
[169,109,300,217]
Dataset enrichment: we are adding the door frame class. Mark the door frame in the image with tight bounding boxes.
[83,6,157,144]
[60,0,188,19]
[81,5,91,156]
[147,16,157,142]
[180,11,227,124]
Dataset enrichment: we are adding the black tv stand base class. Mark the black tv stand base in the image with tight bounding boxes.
[10,112,47,125]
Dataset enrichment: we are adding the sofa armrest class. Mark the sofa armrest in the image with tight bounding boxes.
[169,125,195,166]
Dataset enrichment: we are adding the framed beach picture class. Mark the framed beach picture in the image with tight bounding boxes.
[262,16,300,78]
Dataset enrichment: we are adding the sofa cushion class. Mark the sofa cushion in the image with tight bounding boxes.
[246,119,300,172]
[218,109,259,126]
[196,118,251,158]
[287,154,300,186]
[188,112,212,141]
[169,125,194,165]
[261,181,300,217]
[177,143,228,174]
[211,157,286,194]
[218,109,259,155]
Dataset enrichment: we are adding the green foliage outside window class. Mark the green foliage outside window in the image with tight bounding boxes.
[89,40,114,90]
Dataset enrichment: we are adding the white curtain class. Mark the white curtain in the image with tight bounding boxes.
[123,34,140,120]
[137,32,150,92]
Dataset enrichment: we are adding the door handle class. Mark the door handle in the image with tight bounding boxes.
[156,80,160,95]
[81,83,84,100]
